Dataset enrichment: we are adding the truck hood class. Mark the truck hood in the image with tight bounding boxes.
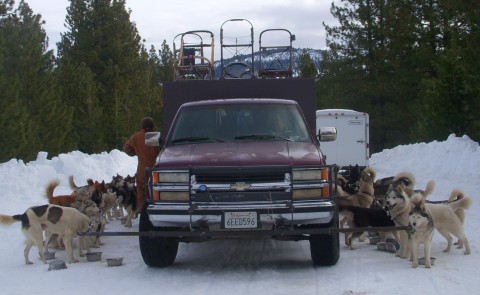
[157,141,323,167]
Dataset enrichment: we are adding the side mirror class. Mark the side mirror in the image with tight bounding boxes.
[145,132,162,146]
[318,127,337,142]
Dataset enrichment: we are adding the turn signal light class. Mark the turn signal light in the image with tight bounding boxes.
[322,168,329,198]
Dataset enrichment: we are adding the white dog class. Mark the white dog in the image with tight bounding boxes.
[409,193,435,268]
[0,204,93,264]
[386,177,435,259]
[425,192,471,254]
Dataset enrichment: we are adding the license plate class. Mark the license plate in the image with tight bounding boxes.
[224,211,257,229]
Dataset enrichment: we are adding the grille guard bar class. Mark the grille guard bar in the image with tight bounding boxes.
[79,226,409,238]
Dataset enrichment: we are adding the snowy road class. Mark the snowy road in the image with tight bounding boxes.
[1,197,478,295]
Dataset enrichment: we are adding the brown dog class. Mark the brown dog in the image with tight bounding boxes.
[0,204,93,264]
[337,167,376,208]
[45,179,77,206]
[337,167,376,244]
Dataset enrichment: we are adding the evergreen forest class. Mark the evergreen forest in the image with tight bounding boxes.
[1,0,478,162]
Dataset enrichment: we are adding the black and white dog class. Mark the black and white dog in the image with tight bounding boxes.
[338,205,397,250]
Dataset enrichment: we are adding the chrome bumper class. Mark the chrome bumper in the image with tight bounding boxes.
[147,201,336,228]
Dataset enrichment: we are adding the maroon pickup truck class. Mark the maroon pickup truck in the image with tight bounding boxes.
[139,79,339,267]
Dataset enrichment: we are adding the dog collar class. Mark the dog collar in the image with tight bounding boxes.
[406,227,416,239]
[87,222,96,231]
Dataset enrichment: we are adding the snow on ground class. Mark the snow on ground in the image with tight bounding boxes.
[0,134,479,295]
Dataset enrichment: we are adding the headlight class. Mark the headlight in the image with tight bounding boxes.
[292,168,331,199]
[157,192,189,201]
[153,171,189,183]
[293,189,323,199]
[151,170,189,201]
[292,169,323,181]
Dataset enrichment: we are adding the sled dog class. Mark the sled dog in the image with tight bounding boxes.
[386,178,434,259]
[408,193,435,268]
[0,204,93,264]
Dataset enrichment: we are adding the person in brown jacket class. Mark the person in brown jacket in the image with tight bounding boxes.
[123,117,160,215]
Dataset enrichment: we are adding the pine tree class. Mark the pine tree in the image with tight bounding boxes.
[0,0,73,161]
[158,40,174,82]
[0,1,28,161]
[319,1,431,151]
[416,1,480,143]
[57,0,162,152]
[298,49,317,78]
[56,58,104,153]
[0,78,31,161]
[319,0,480,150]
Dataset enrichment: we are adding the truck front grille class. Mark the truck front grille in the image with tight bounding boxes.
[192,166,289,184]
[195,171,285,183]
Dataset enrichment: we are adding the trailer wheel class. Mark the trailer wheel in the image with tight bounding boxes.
[139,207,179,267]
[309,213,340,266]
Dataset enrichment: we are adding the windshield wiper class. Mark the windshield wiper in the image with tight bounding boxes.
[172,136,210,144]
[172,137,226,144]
[234,134,292,141]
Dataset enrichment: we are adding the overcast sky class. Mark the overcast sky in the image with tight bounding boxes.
[26,0,338,55]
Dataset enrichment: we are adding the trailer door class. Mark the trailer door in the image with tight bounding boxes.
[316,109,369,168]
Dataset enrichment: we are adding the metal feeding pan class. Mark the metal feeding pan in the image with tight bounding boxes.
[418,257,436,266]
[48,260,67,271]
[86,252,102,262]
[44,252,55,260]
[106,257,124,267]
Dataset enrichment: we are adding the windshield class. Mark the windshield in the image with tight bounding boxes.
[169,103,312,145]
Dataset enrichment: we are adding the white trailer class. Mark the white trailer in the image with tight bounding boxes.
[316,109,369,168]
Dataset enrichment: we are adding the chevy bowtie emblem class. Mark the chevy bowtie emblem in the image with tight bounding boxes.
[231,182,250,191]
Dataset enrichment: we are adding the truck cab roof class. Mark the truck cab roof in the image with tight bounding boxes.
[180,98,298,107]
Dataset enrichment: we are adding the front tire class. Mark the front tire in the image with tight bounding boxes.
[309,212,340,266]
[139,206,179,267]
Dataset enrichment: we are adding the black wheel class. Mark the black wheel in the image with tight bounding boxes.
[139,206,179,267]
[309,212,340,266]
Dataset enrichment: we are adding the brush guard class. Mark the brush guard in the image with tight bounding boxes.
[79,225,410,240]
